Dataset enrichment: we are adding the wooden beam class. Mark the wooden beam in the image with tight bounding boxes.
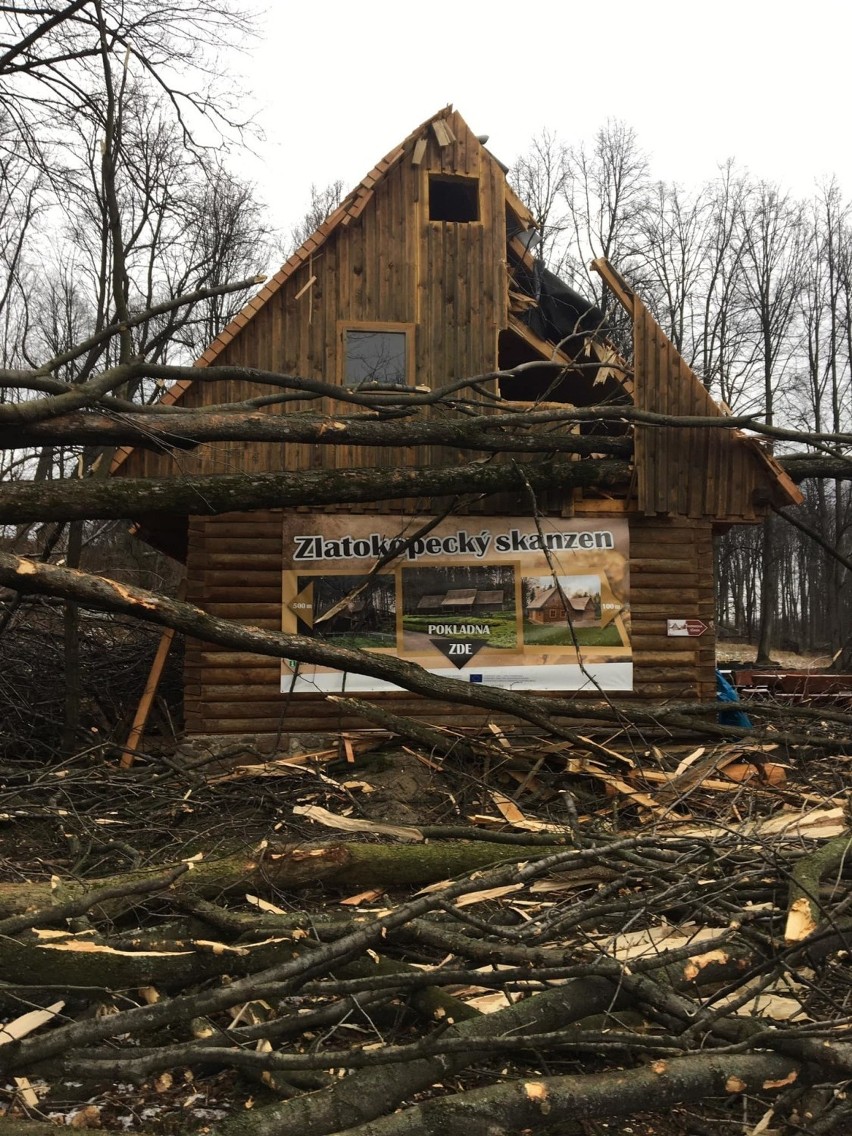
[508,235,537,273]
[590,257,635,315]
[294,274,317,301]
[119,579,187,768]
[506,314,574,365]
[504,183,536,229]
[742,436,805,507]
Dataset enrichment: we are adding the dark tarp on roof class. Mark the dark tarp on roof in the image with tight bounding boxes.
[520,265,604,348]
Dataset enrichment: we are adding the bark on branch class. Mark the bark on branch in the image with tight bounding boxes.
[0,457,631,522]
[311,1053,801,1136]
[0,407,633,455]
[0,838,558,924]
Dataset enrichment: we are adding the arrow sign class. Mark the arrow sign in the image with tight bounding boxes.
[667,619,709,638]
[287,582,315,629]
[430,638,488,669]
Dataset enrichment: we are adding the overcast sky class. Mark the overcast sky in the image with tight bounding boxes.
[234,0,849,249]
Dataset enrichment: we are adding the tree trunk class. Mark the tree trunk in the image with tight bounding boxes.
[0,839,561,923]
[0,408,632,457]
[61,518,83,753]
[0,458,632,523]
[755,513,777,664]
[311,1053,801,1136]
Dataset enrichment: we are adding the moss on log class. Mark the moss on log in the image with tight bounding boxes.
[0,839,558,922]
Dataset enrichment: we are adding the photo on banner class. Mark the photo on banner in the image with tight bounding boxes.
[281,515,631,692]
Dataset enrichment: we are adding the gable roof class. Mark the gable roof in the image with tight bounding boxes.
[115,106,522,439]
[527,586,560,610]
[111,113,800,528]
[441,589,478,607]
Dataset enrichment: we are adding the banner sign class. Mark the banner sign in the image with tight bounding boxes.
[281,515,631,693]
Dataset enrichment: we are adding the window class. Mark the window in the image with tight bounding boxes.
[429,175,479,222]
[344,329,408,388]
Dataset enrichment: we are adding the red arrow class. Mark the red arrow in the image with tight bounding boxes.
[685,620,708,637]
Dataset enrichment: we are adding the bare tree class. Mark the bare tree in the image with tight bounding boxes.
[737,184,807,662]
[560,119,652,328]
[287,179,344,256]
[510,129,571,274]
[0,0,267,746]
[639,179,709,357]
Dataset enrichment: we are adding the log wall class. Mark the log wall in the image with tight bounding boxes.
[182,510,716,741]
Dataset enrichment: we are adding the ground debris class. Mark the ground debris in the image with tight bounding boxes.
[0,716,849,1136]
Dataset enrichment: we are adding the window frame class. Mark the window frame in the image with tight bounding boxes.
[338,321,415,390]
[428,174,481,224]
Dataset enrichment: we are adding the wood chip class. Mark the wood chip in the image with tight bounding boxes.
[245,894,287,915]
[0,1002,65,1044]
[293,804,423,842]
[455,883,524,908]
[489,790,526,825]
[13,1078,40,1108]
[673,746,707,777]
[339,888,386,906]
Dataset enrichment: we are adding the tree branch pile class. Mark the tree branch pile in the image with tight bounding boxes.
[0,598,182,759]
[0,718,850,1136]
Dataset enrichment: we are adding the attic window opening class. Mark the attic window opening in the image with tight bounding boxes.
[344,329,408,388]
[429,175,479,222]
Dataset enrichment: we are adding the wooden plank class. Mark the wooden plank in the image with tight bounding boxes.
[294,274,317,302]
[199,540,280,558]
[120,580,187,767]
[631,635,706,650]
[199,667,281,684]
[411,137,428,166]
[590,258,635,313]
[632,603,702,616]
[198,512,283,530]
[431,119,455,147]
[503,181,535,230]
[203,589,281,605]
[632,651,701,666]
[197,651,290,667]
[203,554,283,571]
[627,540,699,558]
[199,701,295,717]
[631,560,698,574]
[202,684,287,700]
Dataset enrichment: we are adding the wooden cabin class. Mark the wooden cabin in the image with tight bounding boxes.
[112,106,802,743]
[527,588,598,627]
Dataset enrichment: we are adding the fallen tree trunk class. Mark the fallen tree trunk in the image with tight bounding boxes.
[0,456,632,523]
[210,976,629,1136]
[0,814,849,1136]
[312,1052,801,1136]
[0,838,560,922]
[0,407,633,456]
[6,551,845,756]
[1,452,850,524]
[785,831,852,942]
